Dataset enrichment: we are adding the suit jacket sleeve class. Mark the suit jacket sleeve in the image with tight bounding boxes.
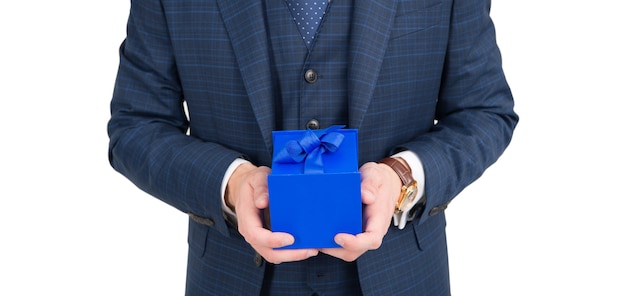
[400,0,518,225]
[107,0,239,236]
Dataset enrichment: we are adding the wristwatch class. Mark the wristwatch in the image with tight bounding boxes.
[379,157,422,227]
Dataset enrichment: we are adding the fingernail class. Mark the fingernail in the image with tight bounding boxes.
[253,194,263,202]
[281,237,293,246]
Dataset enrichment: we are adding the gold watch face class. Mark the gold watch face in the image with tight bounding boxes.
[396,181,418,213]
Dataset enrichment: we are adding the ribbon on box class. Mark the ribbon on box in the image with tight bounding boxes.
[274,125,345,174]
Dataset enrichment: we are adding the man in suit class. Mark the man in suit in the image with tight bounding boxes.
[108,0,517,295]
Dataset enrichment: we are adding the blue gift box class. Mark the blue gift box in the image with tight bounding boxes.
[268,126,362,249]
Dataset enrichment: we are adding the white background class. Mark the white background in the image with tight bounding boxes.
[1,1,624,295]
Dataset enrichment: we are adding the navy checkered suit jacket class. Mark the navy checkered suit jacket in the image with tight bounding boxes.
[108,0,517,295]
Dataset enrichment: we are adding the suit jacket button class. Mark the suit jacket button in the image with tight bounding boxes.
[304,69,318,84]
[188,213,215,226]
[429,203,449,216]
[253,253,264,267]
[306,119,320,130]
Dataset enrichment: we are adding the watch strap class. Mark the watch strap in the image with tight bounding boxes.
[379,157,415,186]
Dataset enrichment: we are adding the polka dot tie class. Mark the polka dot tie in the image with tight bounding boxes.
[285,0,328,48]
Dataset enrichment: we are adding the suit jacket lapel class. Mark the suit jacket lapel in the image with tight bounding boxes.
[217,0,397,140]
[217,0,276,151]
[348,0,397,129]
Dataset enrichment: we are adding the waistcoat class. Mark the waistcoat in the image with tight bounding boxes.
[265,0,354,131]
[260,1,363,295]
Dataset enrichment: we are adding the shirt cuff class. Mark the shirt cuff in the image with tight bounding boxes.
[220,158,251,224]
[391,150,426,229]
[392,151,425,202]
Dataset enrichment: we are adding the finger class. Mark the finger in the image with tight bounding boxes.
[246,228,293,247]
[254,192,269,209]
[240,220,315,254]
[359,162,387,205]
[360,188,377,205]
[337,232,382,252]
[237,191,269,229]
[319,234,367,262]
[363,206,389,234]
[250,230,320,264]
[260,248,319,264]
[250,167,270,207]
[237,200,265,230]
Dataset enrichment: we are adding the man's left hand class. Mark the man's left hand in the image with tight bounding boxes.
[320,161,401,262]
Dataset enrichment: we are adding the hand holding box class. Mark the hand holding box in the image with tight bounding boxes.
[268,126,362,249]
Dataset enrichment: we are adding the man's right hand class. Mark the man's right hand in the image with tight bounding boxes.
[226,162,319,264]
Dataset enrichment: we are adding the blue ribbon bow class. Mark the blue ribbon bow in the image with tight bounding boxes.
[274,125,346,174]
